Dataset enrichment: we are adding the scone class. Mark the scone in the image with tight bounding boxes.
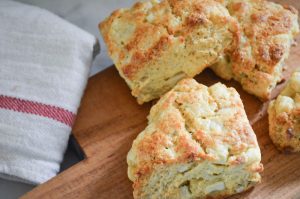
[100,0,238,104]
[127,78,263,199]
[211,0,299,100]
[268,72,300,152]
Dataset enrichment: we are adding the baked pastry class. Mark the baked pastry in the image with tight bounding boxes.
[211,0,299,100]
[127,78,263,199]
[100,0,238,104]
[268,72,300,152]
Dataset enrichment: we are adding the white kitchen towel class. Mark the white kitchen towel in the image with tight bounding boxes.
[0,0,98,184]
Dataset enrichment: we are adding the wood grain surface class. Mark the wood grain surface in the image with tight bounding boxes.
[22,1,300,198]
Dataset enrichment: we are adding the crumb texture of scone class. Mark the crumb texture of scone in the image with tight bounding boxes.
[100,0,238,104]
[127,78,263,199]
[268,72,300,152]
[211,0,299,100]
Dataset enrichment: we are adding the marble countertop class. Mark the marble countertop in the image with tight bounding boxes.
[0,0,137,198]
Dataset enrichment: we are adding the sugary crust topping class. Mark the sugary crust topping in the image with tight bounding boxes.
[128,78,262,183]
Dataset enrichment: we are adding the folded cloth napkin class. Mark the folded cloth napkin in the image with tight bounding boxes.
[0,0,98,184]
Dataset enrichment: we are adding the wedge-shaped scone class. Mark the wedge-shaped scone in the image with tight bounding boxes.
[211,0,299,100]
[100,0,238,104]
[268,72,300,152]
[127,78,263,199]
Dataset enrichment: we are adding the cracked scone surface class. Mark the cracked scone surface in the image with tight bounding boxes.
[211,0,299,100]
[100,0,238,104]
[268,72,300,152]
[127,78,263,199]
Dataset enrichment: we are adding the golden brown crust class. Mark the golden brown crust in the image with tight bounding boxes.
[122,36,172,79]
[268,72,300,152]
[100,0,239,103]
[211,0,299,100]
[128,78,262,198]
[100,0,298,103]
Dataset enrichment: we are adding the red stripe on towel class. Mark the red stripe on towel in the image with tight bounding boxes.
[0,95,75,126]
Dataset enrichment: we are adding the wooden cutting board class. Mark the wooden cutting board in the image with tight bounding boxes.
[22,1,300,198]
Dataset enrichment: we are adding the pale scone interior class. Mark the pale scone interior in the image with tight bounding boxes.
[211,0,299,100]
[127,79,263,199]
[100,0,238,104]
[268,72,300,152]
